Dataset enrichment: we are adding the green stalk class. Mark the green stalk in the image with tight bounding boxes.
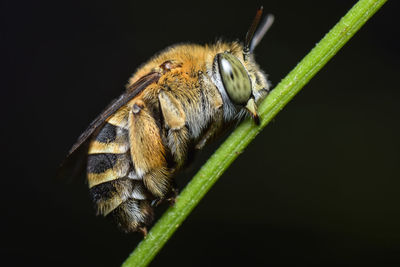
[122,0,387,266]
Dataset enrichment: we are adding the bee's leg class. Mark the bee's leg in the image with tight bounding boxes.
[166,187,179,205]
[111,197,154,234]
[129,99,172,199]
[195,112,224,150]
[164,128,189,169]
[150,184,178,207]
[158,90,189,167]
[158,90,186,131]
[138,226,148,237]
[194,74,225,150]
[195,124,219,150]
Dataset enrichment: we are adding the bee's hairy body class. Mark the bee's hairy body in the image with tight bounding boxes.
[84,42,269,233]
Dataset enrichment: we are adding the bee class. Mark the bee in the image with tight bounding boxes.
[61,7,274,234]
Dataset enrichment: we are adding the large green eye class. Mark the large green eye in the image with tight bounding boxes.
[217,53,252,105]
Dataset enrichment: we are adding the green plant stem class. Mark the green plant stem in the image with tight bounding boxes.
[122,0,387,266]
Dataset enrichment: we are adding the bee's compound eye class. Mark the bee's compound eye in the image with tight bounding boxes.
[217,53,252,105]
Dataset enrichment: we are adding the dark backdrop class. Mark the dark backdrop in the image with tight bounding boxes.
[2,0,399,266]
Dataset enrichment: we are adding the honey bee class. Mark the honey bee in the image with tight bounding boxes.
[62,8,273,234]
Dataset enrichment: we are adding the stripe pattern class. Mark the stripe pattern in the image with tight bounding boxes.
[87,107,154,232]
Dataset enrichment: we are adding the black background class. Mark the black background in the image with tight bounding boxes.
[2,0,399,266]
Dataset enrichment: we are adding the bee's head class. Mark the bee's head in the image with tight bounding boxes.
[210,7,273,124]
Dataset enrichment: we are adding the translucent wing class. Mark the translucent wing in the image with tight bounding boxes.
[58,71,161,180]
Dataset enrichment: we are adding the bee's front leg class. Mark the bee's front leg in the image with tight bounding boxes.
[138,226,148,237]
[195,124,219,150]
[195,109,224,150]
[158,90,189,168]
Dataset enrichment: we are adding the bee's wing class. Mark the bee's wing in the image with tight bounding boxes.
[58,71,161,180]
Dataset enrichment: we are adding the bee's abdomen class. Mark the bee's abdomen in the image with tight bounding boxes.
[88,122,129,156]
[86,121,130,188]
[87,120,154,231]
[86,152,130,188]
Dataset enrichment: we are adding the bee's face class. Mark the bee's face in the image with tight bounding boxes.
[207,42,269,121]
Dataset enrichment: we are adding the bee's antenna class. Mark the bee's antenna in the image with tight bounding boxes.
[243,6,274,60]
[250,14,274,52]
[244,7,264,52]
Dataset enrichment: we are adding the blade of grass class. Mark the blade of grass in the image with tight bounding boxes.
[122,0,387,266]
